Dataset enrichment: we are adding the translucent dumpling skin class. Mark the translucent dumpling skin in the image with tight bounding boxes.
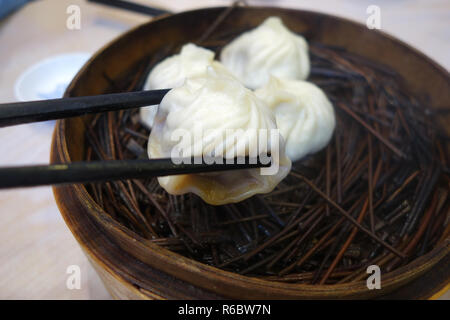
[220,16,310,89]
[140,43,231,127]
[148,71,291,205]
[255,77,336,162]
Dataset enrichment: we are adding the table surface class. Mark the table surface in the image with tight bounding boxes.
[0,0,448,299]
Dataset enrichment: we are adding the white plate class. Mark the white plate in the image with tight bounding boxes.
[14,52,91,101]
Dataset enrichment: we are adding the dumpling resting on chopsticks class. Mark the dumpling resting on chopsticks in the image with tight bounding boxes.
[220,16,310,89]
[255,77,335,162]
[148,69,292,205]
[140,43,232,127]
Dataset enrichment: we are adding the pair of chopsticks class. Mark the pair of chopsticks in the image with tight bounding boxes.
[0,90,270,189]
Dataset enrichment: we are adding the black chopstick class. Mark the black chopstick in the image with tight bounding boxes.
[87,0,171,16]
[0,158,270,189]
[0,89,169,128]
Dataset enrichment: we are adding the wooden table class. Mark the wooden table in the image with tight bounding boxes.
[0,0,448,299]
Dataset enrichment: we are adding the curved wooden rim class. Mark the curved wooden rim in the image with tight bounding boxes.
[430,283,450,300]
[53,6,450,299]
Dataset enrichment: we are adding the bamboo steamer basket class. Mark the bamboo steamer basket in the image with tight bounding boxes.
[51,6,450,299]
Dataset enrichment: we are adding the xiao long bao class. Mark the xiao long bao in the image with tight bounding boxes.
[220,16,310,89]
[148,69,292,205]
[140,43,232,128]
[255,77,336,162]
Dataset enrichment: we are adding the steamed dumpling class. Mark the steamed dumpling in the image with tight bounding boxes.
[148,70,291,205]
[140,43,231,127]
[220,16,310,89]
[255,77,335,162]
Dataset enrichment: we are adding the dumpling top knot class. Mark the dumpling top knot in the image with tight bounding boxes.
[146,43,214,90]
[220,16,310,89]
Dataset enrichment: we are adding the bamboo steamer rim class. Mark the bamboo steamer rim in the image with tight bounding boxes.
[52,6,450,299]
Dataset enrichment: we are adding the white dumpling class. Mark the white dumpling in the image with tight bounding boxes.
[220,16,310,89]
[140,43,231,127]
[255,77,335,162]
[148,70,292,205]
